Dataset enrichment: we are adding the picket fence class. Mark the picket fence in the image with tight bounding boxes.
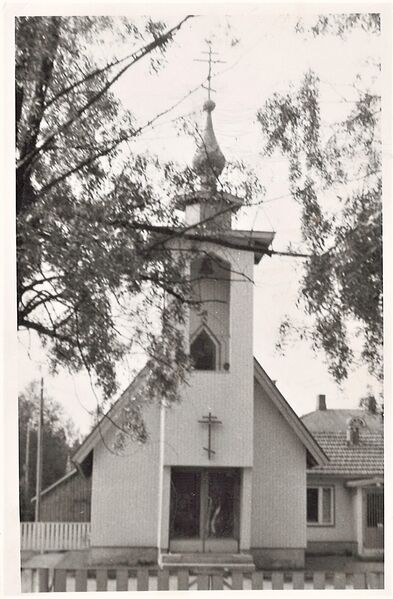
[21,522,91,551]
[21,567,384,592]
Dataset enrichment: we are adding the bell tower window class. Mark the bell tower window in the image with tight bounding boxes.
[190,328,217,371]
[189,253,230,370]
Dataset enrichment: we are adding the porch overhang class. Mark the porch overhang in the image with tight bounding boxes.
[345,476,384,488]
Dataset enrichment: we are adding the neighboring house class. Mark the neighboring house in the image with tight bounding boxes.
[302,396,384,558]
[32,468,91,522]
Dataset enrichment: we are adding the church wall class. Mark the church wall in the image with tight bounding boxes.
[251,380,307,555]
[89,402,161,556]
[163,245,255,468]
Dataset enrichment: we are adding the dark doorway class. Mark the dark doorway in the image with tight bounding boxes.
[364,488,384,549]
[169,468,240,553]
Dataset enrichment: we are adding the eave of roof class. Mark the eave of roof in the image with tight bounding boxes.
[72,364,150,467]
[253,358,329,466]
[345,476,384,487]
[146,225,275,264]
[31,469,78,502]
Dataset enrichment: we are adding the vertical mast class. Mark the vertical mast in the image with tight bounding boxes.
[24,421,31,512]
[34,377,44,522]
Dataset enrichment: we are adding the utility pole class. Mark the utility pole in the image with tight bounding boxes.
[24,421,31,511]
[34,377,44,522]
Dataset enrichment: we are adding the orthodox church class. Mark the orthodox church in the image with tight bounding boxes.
[72,97,328,570]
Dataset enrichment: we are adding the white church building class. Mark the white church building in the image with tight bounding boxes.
[73,97,329,570]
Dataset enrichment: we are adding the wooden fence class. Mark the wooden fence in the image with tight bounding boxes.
[21,523,91,551]
[21,567,384,592]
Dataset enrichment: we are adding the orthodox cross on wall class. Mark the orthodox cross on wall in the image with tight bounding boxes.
[198,410,222,459]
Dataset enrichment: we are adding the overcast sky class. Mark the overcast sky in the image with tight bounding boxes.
[17,10,382,435]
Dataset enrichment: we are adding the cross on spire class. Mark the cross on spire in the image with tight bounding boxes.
[194,41,226,101]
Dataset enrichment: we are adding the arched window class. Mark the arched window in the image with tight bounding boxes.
[190,328,217,371]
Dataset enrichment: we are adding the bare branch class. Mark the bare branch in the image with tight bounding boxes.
[17,15,195,170]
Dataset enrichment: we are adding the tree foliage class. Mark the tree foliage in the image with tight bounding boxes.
[359,389,383,418]
[16,15,268,429]
[18,382,81,520]
[257,14,382,382]
[16,16,199,405]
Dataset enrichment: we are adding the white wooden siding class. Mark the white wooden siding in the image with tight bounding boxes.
[251,380,307,548]
[90,403,161,547]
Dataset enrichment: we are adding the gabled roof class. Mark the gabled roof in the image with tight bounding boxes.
[31,469,78,502]
[73,358,329,470]
[72,365,150,470]
[301,409,384,477]
[253,359,329,467]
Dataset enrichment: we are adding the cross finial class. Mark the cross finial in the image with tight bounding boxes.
[194,41,226,102]
[206,41,214,101]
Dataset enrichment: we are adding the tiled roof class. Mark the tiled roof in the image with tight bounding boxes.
[301,409,383,433]
[309,431,384,475]
[301,410,384,476]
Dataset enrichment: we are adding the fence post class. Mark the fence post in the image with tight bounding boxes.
[232,571,243,590]
[212,573,224,590]
[116,569,128,591]
[313,571,325,589]
[75,569,88,592]
[136,569,149,591]
[157,569,169,591]
[334,572,346,589]
[177,569,189,590]
[272,572,284,589]
[251,571,263,589]
[293,571,304,589]
[54,569,67,592]
[367,572,383,589]
[38,568,49,592]
[196,574,209,590]
[96,569,108,591]
[353,573,366,589]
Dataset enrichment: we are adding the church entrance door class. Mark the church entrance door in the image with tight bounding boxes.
[169,468,240,553]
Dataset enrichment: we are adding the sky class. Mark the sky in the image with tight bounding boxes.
[17,10,383,436]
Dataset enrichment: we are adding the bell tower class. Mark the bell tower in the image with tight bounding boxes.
[175,95,247,373]
[159,54,275,557]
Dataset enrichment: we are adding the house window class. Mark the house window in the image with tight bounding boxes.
[366,492,384,527]
[190,329,217,370]
[307,486,334,525]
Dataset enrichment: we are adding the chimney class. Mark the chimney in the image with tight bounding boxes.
[317,394,326,411]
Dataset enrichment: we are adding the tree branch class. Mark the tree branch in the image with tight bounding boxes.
[17,15,194,170]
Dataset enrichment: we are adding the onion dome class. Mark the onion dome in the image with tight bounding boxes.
[192,99,226,190]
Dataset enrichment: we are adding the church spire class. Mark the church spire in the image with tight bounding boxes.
[175,44,244,230]
[192,98,226,190]
[192,43,226,191]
